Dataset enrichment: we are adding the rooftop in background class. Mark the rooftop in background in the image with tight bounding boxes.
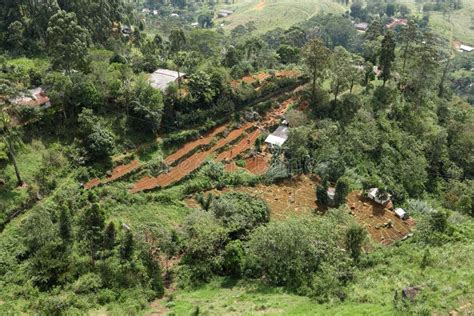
[386,18,408,30]
[354,22,369,31]
[11,87,51,108]
[149,69,185,91]
[265,125,289,147]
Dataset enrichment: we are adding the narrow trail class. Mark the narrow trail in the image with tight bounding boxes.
[255,0,266,11]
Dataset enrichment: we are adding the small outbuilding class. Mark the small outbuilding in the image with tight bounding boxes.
[367,188,392,206]
[264,125,289,148]
[149,69,186,91]
[386,18,408,30]
[11,87,51,109]
[218,9,233,18]
[354,22,369,32]
[459,44,473,52]
[394,208,408,220]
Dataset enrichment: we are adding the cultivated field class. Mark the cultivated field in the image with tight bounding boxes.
[217,0,346,34]
[347,191,415,245]
[186,175,318,220]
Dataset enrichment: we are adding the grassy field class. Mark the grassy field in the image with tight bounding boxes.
[429,0,474,45]
[156,214,474,315]
[217,0,346,34]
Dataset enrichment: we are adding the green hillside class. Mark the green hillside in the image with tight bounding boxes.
[218,0,346,34]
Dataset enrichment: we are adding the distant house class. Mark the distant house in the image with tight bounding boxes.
[149,69,186,91]
[354,22,369,32]
[394,208,408,220]
[218,9,233,18]
[170,13,179,18]
[264,125,289,148]
[459,44,473,52]
[386,18,408,30]
[11,87,51,109]
[191,22,199,28]
[367,188,392,206]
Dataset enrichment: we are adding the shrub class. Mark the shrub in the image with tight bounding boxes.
[210,192,270,239]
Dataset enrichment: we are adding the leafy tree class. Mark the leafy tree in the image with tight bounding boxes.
[316,185,330,208]
[103,222,116,250]
[58,209,72,243]
[345,225,366,262]
[330,46,352,102]
[379,31,396,86]
[78,108,115,160]
[30,241,70,291]
[399,20,419,74]
[350,3,369,21]
[429,211,449,233]
[277,45,300,64]
[303,39,332,104]
[7,21,25,54]
[140,246,165,296]
[0,82,23,186]
[210,192,270,239]
[47,10,89,72]
[334,177,350,207]
[130,79,164,134]
[222,240,245,277]
[79,203,105,261]
[120,230,134,261]
[169,28,186,55]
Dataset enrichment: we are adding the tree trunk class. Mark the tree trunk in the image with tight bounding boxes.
[438,59,450,98]
[312,69,317,104]
[334,85,339,102]
[4,138,23,186]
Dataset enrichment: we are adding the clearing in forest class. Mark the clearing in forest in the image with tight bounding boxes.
[346,191,415,245]
[186,175,318,219]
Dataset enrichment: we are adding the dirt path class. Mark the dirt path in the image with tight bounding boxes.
[255,0,266,11]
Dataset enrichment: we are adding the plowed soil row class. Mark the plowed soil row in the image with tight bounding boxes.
[186,175,318,220]
[347,191,415,245]
[244,155,269,175]
[260,97,294,127]
[164,124,227,166]
[216,129,261,162]
[130,123,254,193]
[84,160,141,189]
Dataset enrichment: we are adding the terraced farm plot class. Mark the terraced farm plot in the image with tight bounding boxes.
[164,124,227,166]
[186,175,318,219]
[244,155,269,175]
[216,129,261,162]
[347,191,415,245]
[131,123,255,193]
[83,160,141,189]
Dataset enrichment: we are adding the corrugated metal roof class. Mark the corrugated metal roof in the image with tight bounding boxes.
[149,69,185,91]
[265,125,289,146]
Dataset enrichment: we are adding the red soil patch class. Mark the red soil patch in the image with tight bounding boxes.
[255,0,266,11]
[164,124,227,166]
[216,129,261,162]
[131,123,255,193]
[347,191,415,245]
[244,154,269,175]
[186,175,318,220]
[260,97,295,127]
[104,160,140,183]
[84,178,101,189]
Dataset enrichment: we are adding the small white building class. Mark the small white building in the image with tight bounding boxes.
[354,22,368,32]
[149,69,186,91]
[367,188,392,206]
[264,125,289,148]
[218,9,233,18]
[394,208,408,220]
[459,44,473,52]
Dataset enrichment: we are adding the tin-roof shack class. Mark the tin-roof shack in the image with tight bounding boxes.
[149,69,186,91]
[11,87,51,109]
[265,125,289,147]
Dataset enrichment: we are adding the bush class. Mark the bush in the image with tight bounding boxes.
[210,192,270,239]
[245,212,351,294]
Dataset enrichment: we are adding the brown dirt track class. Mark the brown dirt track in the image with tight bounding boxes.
[347,191,415,245]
